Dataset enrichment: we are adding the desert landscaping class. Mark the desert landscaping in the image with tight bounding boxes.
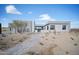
[1,4,79,55]
[0,30,79,55]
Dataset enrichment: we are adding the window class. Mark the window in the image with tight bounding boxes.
[47,26,49,30]
[50,25,55,30]
[62,25,66,30]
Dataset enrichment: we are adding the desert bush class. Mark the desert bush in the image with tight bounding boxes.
[19,39,23,42]
[40,42,44,45]
[45,32,49,36]
[0,38,3,40]
[52,37,55,39]
[11,38,15,41]
[65,51,69,54]
[42,36,44,39]
[70,37,74,40]
[53,30,56,35]
[74,43,78,46]
[0,44,9,50]
[45,38,48,40]
[2,33,6,37]
[27,51,36,55]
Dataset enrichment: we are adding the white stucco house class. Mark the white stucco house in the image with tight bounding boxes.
[35,21,70,32]
[9,21,34,33]
[8,20,70,33]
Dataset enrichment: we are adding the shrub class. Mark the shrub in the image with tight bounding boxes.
[40,42,44,45]
[70,37,74,40]
[45,38,48,40]
[74,43,78,46]
[65,51,69,54]
[52,37,55,39]
[2,34,6,37]
[27,51,36,55]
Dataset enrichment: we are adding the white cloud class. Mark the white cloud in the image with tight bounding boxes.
[27,11,32,14]
[35,14,55,25]
[39,14,55,21]
[5,5,22,15]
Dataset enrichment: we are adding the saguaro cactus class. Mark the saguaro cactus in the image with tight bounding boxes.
[0,23,2,34]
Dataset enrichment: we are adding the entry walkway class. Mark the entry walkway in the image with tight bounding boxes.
[6,33,41,55]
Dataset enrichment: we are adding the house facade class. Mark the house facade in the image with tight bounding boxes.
[41,21,70,32]
[8,21,70,33]
[9,21,34,33]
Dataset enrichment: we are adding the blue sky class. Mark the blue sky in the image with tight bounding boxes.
[0,4,79,28]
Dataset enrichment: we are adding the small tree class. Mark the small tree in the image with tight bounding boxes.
[9,20,27,33]
[9,23,17,33]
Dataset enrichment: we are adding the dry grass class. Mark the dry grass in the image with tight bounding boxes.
[0,33,33,50]
[0,31,79,55]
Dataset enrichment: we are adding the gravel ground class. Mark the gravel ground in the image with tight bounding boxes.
[0,31,79,55]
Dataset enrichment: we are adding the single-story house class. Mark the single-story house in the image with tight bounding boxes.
[8,21,34,33]
[8,21,70,33]
[35,21,70,32]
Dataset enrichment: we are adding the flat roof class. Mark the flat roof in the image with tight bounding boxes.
[43,21,70,26]
[35,21,70,27]
[47,21,70,24]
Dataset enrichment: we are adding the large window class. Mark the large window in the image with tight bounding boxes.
[50,25,55,30]
[62,25,66,30]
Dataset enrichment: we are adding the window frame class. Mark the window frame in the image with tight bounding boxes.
[62,25,66,30]
[50,25,55,30]
[47,25,49,30]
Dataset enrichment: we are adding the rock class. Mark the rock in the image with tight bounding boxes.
[2,33,6,37]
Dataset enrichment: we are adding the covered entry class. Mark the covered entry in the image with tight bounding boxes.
[35,26,43,32]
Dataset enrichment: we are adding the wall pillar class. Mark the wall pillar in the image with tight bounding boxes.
[49,25,50,30]
[45,26,47,30]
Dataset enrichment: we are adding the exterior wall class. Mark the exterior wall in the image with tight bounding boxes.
[9,21,70,33]
[42,22,70,32]
[55,25,62,32]
[9,21,33,33]
[32,21,35,32]
[55,24,70,32]
[25,21,32,32]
